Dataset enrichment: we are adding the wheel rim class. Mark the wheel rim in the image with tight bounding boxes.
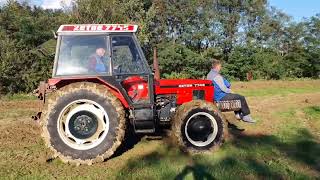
[184,112,218,147]
[57,99,109,150]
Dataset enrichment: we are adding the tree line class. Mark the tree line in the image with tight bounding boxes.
[0,0,319,94]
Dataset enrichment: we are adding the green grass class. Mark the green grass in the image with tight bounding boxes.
[4,122,317,179]
[114,136,315,179]
[237,87,320,97]
[304,106,320,120]
[0,93,37,101]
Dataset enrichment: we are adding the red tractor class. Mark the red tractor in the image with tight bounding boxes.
[34,24,233,165]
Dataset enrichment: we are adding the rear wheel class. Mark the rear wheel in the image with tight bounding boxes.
[41,82,125,165]
[172,100,225,153]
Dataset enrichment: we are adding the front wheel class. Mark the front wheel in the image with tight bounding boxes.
[171,100,225,153]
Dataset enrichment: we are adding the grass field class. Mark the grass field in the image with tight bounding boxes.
[0,80,319,179]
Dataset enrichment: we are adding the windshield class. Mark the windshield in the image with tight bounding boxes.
[55,35,110,76]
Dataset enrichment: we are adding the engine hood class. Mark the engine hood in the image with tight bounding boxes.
[156,79,213,88]
[154,79,214,105]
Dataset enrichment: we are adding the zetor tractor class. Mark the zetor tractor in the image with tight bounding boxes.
[33,24,234,165]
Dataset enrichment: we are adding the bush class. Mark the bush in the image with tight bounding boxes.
[158,42,211,79]
[223,46,285,80]
[0,30,53,94]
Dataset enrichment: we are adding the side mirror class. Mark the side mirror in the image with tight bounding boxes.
[52,30,57,39]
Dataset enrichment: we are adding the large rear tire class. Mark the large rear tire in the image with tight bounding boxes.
[41,82,125,165]
[171,100,226,153]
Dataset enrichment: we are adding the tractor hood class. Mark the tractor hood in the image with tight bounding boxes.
[155,79,214,105]
[156,79,213,88]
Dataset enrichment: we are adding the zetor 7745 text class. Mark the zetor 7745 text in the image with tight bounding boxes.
[33,24,237,165]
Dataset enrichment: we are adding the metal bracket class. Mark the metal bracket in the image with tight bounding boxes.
[32,81,53,121]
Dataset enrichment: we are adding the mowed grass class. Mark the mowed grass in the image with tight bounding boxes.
[238,87,320,97]
[0,93,37,101]
[233,80,320,97]
[0,80,319,179]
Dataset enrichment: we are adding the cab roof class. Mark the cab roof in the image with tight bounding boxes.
[57,24,138,34]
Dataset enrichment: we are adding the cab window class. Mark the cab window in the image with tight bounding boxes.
[55,35,110,76]
[111,36,148,74]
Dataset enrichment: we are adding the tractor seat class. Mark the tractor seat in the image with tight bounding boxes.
[216,100,241,112]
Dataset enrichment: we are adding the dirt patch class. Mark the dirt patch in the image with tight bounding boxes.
[0,100,39,110]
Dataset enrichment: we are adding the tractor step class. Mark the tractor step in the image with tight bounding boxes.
[132,108,155,134]
[133,119,155,134]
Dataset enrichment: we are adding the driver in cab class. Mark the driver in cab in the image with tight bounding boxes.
[88,48,109,73]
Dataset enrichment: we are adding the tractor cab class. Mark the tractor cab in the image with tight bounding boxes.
[54,24,150,77]
[53,24,153,104]
[50,24,156,133]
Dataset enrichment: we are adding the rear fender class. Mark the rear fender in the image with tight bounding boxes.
[47,77,130,108]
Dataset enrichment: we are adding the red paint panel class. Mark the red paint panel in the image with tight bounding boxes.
[155,79,214,104]
[48,78,61,86]
[47,77,130,108]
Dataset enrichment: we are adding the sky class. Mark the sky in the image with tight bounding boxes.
[0,0,319,21]
[269,0,320,21]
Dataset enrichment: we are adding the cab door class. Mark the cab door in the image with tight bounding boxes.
[109,34,155,132]
[109,34,154,105]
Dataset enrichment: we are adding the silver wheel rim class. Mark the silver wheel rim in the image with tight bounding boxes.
[57,99,109,150]
[184,112,218,147]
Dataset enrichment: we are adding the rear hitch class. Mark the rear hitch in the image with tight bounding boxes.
[32,112,42,121]
[32,81,49,122]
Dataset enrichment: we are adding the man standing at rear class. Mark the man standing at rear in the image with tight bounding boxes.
[207,59,255,123]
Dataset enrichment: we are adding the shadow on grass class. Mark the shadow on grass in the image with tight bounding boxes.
[227,121,245,132]
[116,127,320,179]
[232,129,320,172]
[174,163,215,180]
[111,124,142,159]
[111,125,170,159]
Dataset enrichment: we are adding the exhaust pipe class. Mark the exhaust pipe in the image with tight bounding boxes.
[153,47,160,80]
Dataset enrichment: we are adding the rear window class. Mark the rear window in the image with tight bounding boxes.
[55,35,110,76]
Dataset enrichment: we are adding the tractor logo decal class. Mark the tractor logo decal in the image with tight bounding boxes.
[58,24,138,33]
[160,84,210,88]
